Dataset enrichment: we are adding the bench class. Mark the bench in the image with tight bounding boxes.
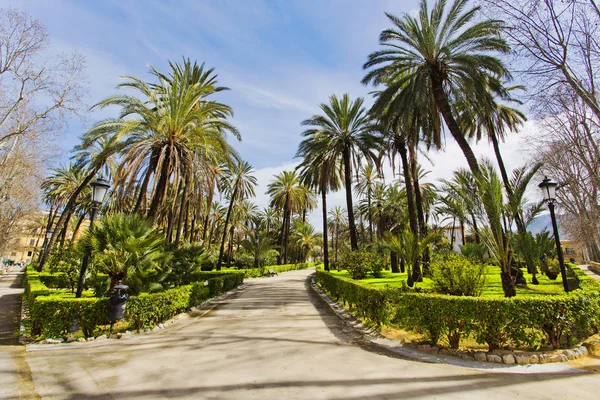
[267,269,278,277]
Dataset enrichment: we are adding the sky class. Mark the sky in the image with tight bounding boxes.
[2,0,541,229]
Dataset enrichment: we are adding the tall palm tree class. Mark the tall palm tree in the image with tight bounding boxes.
[363,0,511,175]
[328,206,347,264]
[217,159,256,269]
[296,143,341,271]
[39,134,122,270]
[301,94,377,250]
[89,59,239,222]
[267,170,308,264]
[355,164,382,242]
[292,221,323,263]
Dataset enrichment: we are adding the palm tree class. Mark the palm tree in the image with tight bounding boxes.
[89,59,239,222]
[328,206,347,264]
[292,221,323,263]
[363,0,511,175]
[241,229,277,270]
[267,170,308,264]
[296,139,341,271]
[385,228,440,287]
[39,134,123,270]
[301,94,377,251]
[355,164,382,242]
[217,159,256,269]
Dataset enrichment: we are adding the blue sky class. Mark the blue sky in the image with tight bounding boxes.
[3,0,536,226]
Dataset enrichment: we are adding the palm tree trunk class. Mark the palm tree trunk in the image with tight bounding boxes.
[368,187,373,242]
[335,224,339,263]
[217,187,238,270]
[227,226,235,268]
[430,71,480,174]
[343,147,358,251]
[175,179,188,244]
[321,188,329,271]
[471,213,480,244]
[450,218,456,249]
[147,151,170,221]
[460,219,466,247]
[410,148,427,279]
[390,251,399,273]
[39,169,97,270]
[283,209,291,264]
[71,213,85,241]
[202,185,214,243]
[398,136,419,237]
[133,158,156,214]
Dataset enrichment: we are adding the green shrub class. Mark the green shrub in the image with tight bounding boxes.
[24,267,242,337]
[460,243,487,262]
[167,242,210,286]
[339,251,374,280]
[429,254,487,296]
[316,268,600,350]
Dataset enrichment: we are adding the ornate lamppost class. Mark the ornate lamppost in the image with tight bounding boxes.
[538,176,569,292]
[75,177,111,298]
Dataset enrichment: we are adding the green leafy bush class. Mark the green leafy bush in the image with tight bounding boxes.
[429,254,487,296]
[24,267,243,336]
[167,242,210,286]
[339,251,374,280]
[460,243,487,262]
[316,267,600,350]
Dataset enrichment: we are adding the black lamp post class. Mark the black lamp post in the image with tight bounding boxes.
[44,229,54,256]
[538,176,569,292]
[75,177,111,298]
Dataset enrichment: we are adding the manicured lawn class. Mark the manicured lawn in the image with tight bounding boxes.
[328,266,566,298]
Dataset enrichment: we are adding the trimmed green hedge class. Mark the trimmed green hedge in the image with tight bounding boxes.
[316,264,600,350]
[24,269,244,338]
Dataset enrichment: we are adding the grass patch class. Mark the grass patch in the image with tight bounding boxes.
[328,266,565,298]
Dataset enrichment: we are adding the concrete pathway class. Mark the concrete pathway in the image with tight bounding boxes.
[20,269,600,399]
[0,267,38,399]
[577,264,600,281]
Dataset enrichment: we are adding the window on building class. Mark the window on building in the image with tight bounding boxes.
[27,251,32,257]
[29,239,35,246]
[565,248,575,255]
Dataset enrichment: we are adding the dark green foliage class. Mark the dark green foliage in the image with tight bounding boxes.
[167,242,210,286]
[316,265,600,350]
[460,243,487,263]
[429,254,487,296]
[24,267,243,337]
[316,270,391,325]
[46,241,81,292]
[339,251,375,280]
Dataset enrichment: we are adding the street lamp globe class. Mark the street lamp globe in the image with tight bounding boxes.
[538,176,558,203]
[91,177,111,205]
[45,229,54,240]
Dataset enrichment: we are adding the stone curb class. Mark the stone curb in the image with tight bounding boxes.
[310,275,600,366]
[24,283,247,350]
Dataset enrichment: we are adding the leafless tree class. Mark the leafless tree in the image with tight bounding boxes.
[0,8,86,149]
[529,89,600,261]
[480,0,600,119]
[0,8,86,258]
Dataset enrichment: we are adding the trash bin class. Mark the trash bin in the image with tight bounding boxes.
[108,282,129,322]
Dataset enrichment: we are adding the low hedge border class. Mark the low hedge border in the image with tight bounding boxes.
[24,269,245,339]
[311,276,599,365]
[315,264,600,354]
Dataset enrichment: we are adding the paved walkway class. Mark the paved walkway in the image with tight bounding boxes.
[0,268,38,399]
[20,269,599,399]
[577,264,600,281]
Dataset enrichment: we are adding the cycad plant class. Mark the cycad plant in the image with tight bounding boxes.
[385,228,440,287]
[81,213,169,294]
